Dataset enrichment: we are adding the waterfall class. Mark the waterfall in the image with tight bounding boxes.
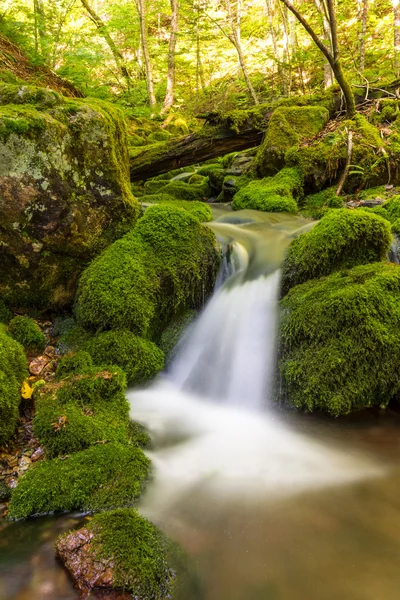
[128,211,381,508]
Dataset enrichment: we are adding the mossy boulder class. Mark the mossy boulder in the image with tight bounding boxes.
[83,330,164,386]
[279,263,400,416]
[75,205,219,339]
[140,195,212,222]
[0,325,27,446]
[161,179,212,201]
[8,442,150,518]
[232,168,302,212]
[56,508,175,598]
[302,186,344,219]
[8,316,45,350]
[160,310,196,363]
[0,83,139,310]
[254,106,329,176]
[281,209,392,295]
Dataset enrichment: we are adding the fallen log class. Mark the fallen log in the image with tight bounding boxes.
[130,106,273,181]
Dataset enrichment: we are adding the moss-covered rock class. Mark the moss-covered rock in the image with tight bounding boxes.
[279,262,400,416]
[232,168,302,213]
[161,179,212,201]
[254,106,329,176]
[75,205,219,338]
[0,325,27,446]
[8,442,150,518]
[281,209,392,295]
[83,330,164,385]
[144,179,168,195]
[56,508,175,598]
[301,186,344,219]
[140,195,212,222]
[147,130,172,143]
[56,350,94,379]
[8,316,45,350]
[0,83,139,310]
[160,310,196,363]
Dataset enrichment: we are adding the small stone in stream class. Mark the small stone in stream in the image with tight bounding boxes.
[385,184,394,190]
[29,356,50,375]
[18,455,31,472]
[44,346,56,358]
[41,360,58,380]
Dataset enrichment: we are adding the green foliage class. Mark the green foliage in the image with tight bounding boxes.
[279,263,400,416]
[83,330,164,386]
[0,300,12,323]
[144,180,169,195]
[0,325,28,382]
[89,508,174,597]
[232,168,302,212]
[254,106,329,176]
[75,205,219,338]
[0,370,22,448]
[8,443,150,518]
[8,316,45,350]
[281,209,392,295]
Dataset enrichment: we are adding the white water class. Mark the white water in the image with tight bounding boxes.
[128,211,381,511]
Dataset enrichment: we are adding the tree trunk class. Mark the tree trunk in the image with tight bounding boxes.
[358,0,368,71]
[135,0,156,107]
[265,0,287,94]
[33,0,47,57]
[161,0,179,115]
[79,0,131,88]
[224,0,259,105]
[279,0,356,118]
[314,0,334,87]
[394,0,400,77]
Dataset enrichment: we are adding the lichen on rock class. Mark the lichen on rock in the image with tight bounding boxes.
[0,83,139,310]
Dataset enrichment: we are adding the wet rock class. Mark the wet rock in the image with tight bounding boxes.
[56,527,124,596]
[31,446,45,462]
[359,198,385,207]
[226,153,252,176]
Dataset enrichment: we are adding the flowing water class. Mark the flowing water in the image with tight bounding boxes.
[2,208,400,599]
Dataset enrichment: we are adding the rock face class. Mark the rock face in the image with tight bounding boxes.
[0,83,139,310]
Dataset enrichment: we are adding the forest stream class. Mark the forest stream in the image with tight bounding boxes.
[1,207,400,600]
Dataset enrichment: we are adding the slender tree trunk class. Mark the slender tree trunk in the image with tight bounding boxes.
[79,0,131,88]
[314,0,334,87]
[161,0,179,115]
[358,0,368,71]
[265,0,287,94]
[279,0,356,118]
[135,0,156,107]
[33,0,47,57]
[224,0,259,104]
[394,0,400,77]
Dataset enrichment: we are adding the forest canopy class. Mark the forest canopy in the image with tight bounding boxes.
[1,0,399,117]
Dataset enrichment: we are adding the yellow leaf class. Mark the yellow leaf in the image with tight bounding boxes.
[21,380,33,399]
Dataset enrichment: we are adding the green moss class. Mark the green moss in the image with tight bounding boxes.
[161,179,212,201]
[75,205,219,338]
[221,152,238,169]
[56,351,93,379]
[301,186,344,219]
[392,218,400,234]
[141,195,212,222]
[83,330,164,386]
[232,168,302,212]
[33,389,130,457]
[147,130,172,143]
[144,180,169,195]
[88,508,174,597]
[0,299,12,323]
[254,106,329,176]
[281,209,392,295]
[56,366,127,405]
[279,262,400,415]
[196,164,221,177]
[8,442,150,518]
[188,174,206,185]
[160,310,196,363]
[0,83,62,107]
[8,316,45,350]
[0,325,28,382]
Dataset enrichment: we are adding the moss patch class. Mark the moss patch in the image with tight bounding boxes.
[141,195,212,222]
[279,262,400,415]
[281,209,392,295]
[83,330,164,386]
[75,205,219,339]
[8,442,150,518]
[232,168,302,213]
[8,316,45,350]
[0,325,27,446]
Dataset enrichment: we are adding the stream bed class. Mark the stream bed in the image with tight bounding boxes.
[1,207,400,600]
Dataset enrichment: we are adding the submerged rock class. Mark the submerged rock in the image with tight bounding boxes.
[0,83,139,310]
[56,509,175,599]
